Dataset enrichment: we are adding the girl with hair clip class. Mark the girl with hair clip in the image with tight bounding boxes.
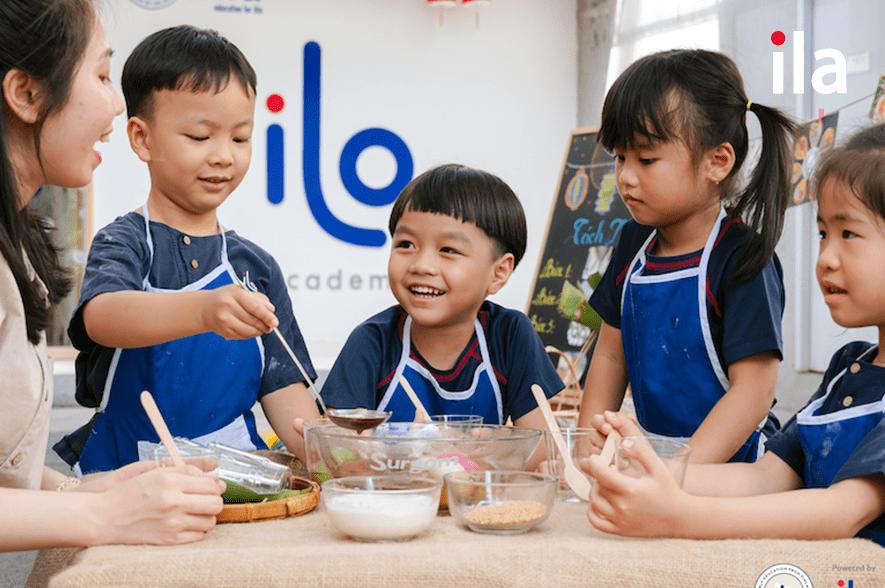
[586,124,885,544]
[1,0,223,551]
[578,49,796,464]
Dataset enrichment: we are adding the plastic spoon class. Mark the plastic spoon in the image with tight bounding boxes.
[140,390,184,468]
[530,384,592,501]
[397,375,432,424]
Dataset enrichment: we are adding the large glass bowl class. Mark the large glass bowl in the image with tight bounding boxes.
[310,423,544,508]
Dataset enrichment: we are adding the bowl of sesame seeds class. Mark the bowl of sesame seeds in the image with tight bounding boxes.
[444,470,557,535]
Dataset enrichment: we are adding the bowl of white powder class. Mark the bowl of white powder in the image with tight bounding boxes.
[322,475,441,541]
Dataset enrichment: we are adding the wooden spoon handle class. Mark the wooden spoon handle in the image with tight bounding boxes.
[530,384,571,461]
[397,375,432,423]
[599,429,620,467]
[140,390,185,468]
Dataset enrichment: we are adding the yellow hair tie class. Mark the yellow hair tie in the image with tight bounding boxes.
[746,100,753,111]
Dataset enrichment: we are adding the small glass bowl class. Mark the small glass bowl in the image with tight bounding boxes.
[322,475,441,542]
[430,414,484,427]
[444,470,557,535]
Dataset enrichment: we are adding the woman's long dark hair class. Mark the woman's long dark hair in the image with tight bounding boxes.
[599,49,797,282]
[0,0,92,343]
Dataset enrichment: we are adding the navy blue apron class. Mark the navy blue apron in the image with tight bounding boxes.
[377,315,504,424]
[620,209,766,462]
[797,346,884,544]
[75,204,266,474]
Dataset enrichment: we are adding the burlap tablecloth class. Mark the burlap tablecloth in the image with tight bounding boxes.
[26,502,884,587]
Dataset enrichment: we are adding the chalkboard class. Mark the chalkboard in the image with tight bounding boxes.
[525,129,630,357]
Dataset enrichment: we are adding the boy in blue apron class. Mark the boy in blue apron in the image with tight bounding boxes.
[54,26,320,474]
[577,50,788,463]
[585,124,885,545]
[320,164,563,427]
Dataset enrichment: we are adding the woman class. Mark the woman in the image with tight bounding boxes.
[1,0,224,551]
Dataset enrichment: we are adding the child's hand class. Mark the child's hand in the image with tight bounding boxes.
[201,284,279,339]
[93,463,225,546]
[587,410,635,453]
[586,432,691,537]
[587,413,612,453]
[601,410,643,438]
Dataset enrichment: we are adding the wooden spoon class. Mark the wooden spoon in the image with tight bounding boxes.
[140,390,184,468]
[531,384,592,501]
[397,375,433,424]
[599,428,620,466]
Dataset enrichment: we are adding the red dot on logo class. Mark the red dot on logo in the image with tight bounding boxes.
[771,30,786,46]
[266,94,285,113]
[838,581,845,587]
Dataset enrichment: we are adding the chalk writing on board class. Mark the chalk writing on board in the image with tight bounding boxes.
[530,315,556,335]
[525,129,631,355]
[538,259,572,279]
[572,217,628,247]
[531,288,557,307]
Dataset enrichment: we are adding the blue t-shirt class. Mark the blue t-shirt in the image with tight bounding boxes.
[321,301,564,422]
[68,212,316,407]
[766,341,885,544]
[589,216,785,370]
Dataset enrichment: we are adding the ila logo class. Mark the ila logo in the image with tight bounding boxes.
[771,30,847,95]
[265,41,414,248]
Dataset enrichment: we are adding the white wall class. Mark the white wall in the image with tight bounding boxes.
[95,0,578,369]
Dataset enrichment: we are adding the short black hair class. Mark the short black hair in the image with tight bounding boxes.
[388,164,527,267]
[815,123,885,221]
[122,25,256,118]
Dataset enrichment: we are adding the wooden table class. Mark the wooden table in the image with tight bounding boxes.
[27,502,883,587]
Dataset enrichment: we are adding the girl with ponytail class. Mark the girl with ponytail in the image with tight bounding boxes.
[578,49,796,464]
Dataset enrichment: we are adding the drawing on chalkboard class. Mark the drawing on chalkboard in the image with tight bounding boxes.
[593,171,617,215]
[790,111,838,206]
[564,165,589,211]
[526,129,632,385]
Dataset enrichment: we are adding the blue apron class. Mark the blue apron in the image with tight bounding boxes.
[620,209,766,463]
[377,315,504,424]
[797,346,884,543]
[75,204,266,474]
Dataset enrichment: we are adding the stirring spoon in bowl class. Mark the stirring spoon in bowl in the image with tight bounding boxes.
[239,272,390,433]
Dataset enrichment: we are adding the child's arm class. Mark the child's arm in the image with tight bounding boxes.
[588,436,885,539]
[260,383,321,461]
[577,321,628,429]
[682,451,803,496]
[83,285,277,348]
[674,477,884,540]
[587,417,885,539]
[685,352,779,463]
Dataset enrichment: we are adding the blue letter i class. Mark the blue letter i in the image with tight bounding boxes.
[267,123,284,204]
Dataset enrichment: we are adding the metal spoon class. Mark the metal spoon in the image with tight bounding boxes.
[239,272,391,434]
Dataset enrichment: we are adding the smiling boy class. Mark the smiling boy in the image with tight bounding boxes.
[320,164,563,427]
[55,26,320,473]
